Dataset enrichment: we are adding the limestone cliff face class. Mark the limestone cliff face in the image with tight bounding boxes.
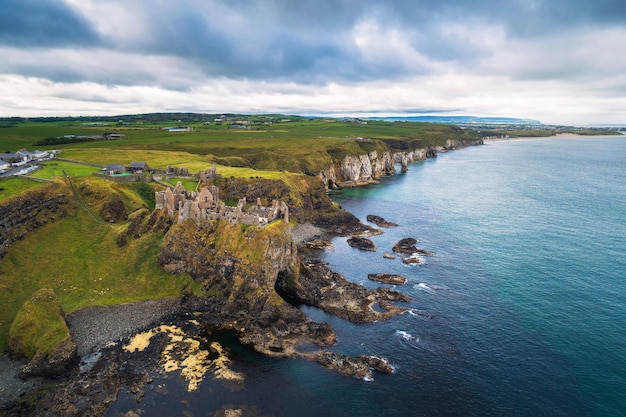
[158,219,335,355]
[319,150,395,187]
[0,183,73,259]
[319,139,483,187]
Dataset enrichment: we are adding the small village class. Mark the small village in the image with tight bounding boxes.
[0,149,57,177]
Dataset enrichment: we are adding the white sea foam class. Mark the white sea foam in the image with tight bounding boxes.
[402,254,426,267]
[396,330,415,341]
[415,282,434,293]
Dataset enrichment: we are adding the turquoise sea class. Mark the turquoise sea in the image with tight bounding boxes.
[107,136,626,416]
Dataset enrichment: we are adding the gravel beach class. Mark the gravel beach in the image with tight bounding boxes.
[290,223,324,245]
[66,298,185,356]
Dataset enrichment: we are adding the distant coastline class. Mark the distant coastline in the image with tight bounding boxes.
[483,132,624,142]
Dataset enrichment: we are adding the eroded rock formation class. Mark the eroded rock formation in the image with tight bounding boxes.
[0,182,72,259]
[347,236,377,252]
[368,273,407,285]
[157,220,334,356]
[276,260,410,323]
[318,139,483,188]
[366,214,398,227]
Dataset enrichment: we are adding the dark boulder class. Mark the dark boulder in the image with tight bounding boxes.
[366,214,398,228]
[393,238,433,256]
[368,273,407,285]
[347,236,376,252]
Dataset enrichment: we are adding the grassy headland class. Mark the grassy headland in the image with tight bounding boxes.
[0,113,617,354]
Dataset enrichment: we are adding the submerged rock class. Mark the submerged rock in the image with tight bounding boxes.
[308,351,394,380]
[402,256,422,265]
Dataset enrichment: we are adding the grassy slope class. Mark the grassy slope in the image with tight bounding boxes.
[30,160,102,180]
[0,181,202,352]
[0,177,48,201]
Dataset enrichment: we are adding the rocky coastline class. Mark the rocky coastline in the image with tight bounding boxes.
[0,139,482,415]
[317,138,483,189]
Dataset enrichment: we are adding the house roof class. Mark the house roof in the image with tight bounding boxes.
[104,164,125,171]
[0,153,22,161]
[129,161,148,168]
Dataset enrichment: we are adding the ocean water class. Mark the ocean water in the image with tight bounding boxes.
[106,136,626,417]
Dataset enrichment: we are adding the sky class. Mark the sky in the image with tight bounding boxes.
[1,0,626,125]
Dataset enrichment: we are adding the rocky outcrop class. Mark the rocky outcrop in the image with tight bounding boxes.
[443,138,484,150]
[392,238,433,256]
[347,236,376,252]
[392,147,438,172]
[276,260,410,323]
[156,219,407,380]
[0,183,72,259]
[8,289,78,378]
[366,214,398,227]
[99,194,128,223]
[319,150,395,187]
[157,219,335,356]
[368,274,407,285]
[308,351,394,380]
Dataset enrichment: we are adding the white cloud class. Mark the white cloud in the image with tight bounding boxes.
[3,70,626,125]
[2,0,626,124]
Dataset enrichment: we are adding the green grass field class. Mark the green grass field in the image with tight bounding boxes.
[0,206,203,352]
[0,117,480,176]
[30,160,102,180]
[0,177,48,201]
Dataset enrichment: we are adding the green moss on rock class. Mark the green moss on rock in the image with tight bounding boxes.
[9,288,72,359]
[8,288,78,377]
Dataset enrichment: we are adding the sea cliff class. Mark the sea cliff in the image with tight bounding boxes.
[318,139,482,187]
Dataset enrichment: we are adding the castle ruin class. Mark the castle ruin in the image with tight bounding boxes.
[155,182,289,226]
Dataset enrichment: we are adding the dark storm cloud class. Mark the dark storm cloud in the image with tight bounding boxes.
[4,0,626,85]
[0,0,100,47]
[107,0,626,83]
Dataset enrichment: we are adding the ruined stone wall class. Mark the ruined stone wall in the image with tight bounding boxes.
[155,183,288,227]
